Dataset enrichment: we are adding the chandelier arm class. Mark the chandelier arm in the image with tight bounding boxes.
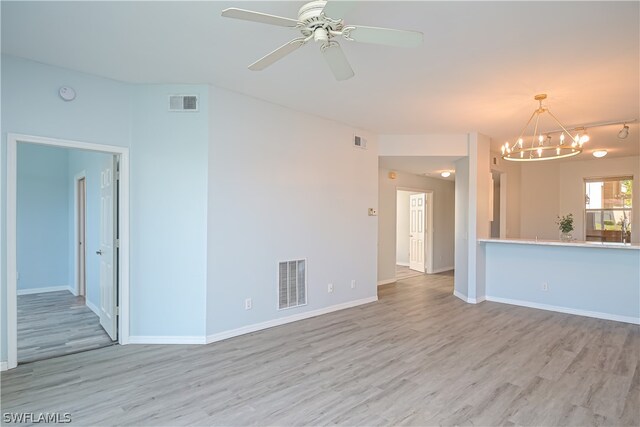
[546,109,579,143]
[531,112,541,147]
[513,110,538,149]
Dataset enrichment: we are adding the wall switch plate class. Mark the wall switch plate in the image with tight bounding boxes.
[245,298,252,310]
[328,283,334,293]
[541,282,549,291]
[368,208,378,216]
[351,280,356,289]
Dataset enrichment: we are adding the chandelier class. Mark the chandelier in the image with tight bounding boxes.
[502,94,587,162]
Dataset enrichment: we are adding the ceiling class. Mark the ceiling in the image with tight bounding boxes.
[379,156,461,181]
[2,1,639,161]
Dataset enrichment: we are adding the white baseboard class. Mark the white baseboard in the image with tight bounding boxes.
[377,278,397,286]
[85,299,100,317]
[206,296,378,344]
[432,266,454,274]
[1,361,8,371]
[453,290,484,304]
[396,262,410,267]
[128,336,206,345]
[485,296,640,325]
[17,285,72,296]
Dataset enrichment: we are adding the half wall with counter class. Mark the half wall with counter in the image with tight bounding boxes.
[480,238,640,324]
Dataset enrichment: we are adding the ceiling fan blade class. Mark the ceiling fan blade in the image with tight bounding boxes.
[248,38,307,71]
[221,8,299,28]
[321,42,354,81]
[345,25,423,47]
[321,1,356,19]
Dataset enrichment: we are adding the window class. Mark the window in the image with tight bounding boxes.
[584,176,633,242]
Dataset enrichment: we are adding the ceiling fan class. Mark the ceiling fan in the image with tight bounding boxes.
[221,1,423,81]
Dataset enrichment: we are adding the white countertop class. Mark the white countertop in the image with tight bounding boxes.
[478,238,640,250]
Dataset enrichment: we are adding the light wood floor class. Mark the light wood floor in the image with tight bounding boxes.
[18,291,115,363]
[3,274,638,426]
[395,264,425,280]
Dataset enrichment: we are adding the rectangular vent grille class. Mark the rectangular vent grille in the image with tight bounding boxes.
[278,259,306,310]
[168,95,199,112]
[353,134,367,149]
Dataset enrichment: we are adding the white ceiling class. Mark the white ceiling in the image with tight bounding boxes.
[379,156,460,181]
[2,1,639,159]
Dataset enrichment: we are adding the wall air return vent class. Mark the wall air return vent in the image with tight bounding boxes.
[353,134,367,149]
[168,95,199,112]
[278,259,307,310]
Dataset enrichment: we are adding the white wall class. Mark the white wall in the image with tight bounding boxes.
[17,144,69,291]
[378,169,455,283]
[454,157,469,297]
[206,86,378,337]
[129,84,209,338]
[518,156,640,242]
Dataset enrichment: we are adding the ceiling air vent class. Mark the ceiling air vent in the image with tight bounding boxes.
[353,134,367,149]
[278,259,307,310]
[168,95,199,112]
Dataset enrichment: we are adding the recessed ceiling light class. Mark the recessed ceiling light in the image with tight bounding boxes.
[441,171,451,178]
[592,150,607,158]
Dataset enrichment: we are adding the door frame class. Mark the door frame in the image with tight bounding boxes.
[396,187,434,274]
[6,133,130,369]
[74,172,87,297]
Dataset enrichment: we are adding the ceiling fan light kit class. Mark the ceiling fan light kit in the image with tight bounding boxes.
[221,0,424,81]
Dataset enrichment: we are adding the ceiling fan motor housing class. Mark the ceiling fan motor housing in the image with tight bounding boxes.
[298,0,343,39]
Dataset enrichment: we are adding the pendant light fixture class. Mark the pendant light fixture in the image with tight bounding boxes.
[502,94,586,162]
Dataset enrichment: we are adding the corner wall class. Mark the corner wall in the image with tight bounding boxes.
[206,86,379,338]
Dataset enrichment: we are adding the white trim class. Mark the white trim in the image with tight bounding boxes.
[0,362,8,372]
[453,290,485,304]
[431,266,454,274]
[73,170,87,297]
[17,286,73,296]
[129,336,207,345]
[377,278,397,286]
[207,296,378,344]
[485,296,640,325]
[6,133,131,370]
[85,298,100,317]
[396,262,410,267]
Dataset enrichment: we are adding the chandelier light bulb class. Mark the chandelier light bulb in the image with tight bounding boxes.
[618,124,629,139]
[537,147,542,157]
[518,138,523,147]
[538,134,544,144]
[560,133,565,144]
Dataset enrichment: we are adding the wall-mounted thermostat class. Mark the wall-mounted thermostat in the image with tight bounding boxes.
[59,86,76,101]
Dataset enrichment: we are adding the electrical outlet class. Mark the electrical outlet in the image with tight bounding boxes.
[351,280,356,289]
[541,282,549,291]
[368,208,378,216]
[328,283,334,293]
[245,298,252,310]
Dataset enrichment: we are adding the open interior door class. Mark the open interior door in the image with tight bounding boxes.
[409,193,426,273]
[98,156,118,340]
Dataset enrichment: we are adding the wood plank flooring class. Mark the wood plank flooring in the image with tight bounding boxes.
[395,264,425,280]
[17,291,115,363]
[3,274,638,426]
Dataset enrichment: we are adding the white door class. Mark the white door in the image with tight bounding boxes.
[98,157,118,340]
[77,177,86,296]
[409,193,426,273]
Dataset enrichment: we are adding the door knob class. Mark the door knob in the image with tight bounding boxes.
[96,250,103,255]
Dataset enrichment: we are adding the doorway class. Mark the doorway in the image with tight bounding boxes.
[6,134,130,369]
[395,189,433,280]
